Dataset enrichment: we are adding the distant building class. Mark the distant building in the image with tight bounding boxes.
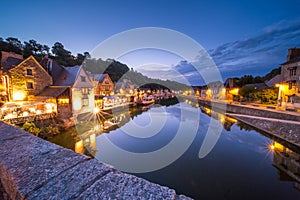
[90,74,114,96]
[115,79,136,95]
[264,74,282,88]
[207,81,225,100]
[280,48,300,108]
[243,83,267,91]
[224,78,240,101]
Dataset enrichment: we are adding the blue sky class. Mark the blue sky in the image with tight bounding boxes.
[1,0,300,84]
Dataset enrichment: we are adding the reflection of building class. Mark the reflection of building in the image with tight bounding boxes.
[280,48,300,108]
[199,106,237,131]
[271,142,300,190]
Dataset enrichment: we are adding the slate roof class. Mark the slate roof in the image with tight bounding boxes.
[265,74,282,88]
[90,74,107,83]
[36,87,68,97]
[1,57,23,71]
[53,66,81,86]
[281,56,300,65]
[39,57,65,83]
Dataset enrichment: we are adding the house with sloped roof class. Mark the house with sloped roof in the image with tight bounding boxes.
[0,52,53,102]
[0,53,94,119]
[37,57,94,118]
[265,74,282,88]
[280,48,300,108]
[89,73,114,96]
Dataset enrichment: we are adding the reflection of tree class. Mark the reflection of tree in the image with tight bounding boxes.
[236,122,254,132]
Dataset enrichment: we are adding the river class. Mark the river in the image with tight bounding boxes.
[49,101,300,199]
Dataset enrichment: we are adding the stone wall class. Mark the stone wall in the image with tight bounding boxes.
[9,56,52,100]
[0,122,191,200]
[197,99,300,121]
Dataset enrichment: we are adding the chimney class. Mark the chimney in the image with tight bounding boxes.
[287,48,300,61]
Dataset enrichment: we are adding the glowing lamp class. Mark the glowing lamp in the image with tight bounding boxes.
[13,91,26,101]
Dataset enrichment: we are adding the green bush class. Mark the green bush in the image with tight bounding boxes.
[22,122,40,136]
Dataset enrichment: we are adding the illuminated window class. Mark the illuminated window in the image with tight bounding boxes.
[58,98,69,105]
[82,98,89,106]
[26,82,33,89]
[81,76,86,82]
[26,69,33,75]
[289,81,296,90]
[82,88,89,94]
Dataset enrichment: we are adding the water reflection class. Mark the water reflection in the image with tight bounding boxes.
[270,141,300,191]
[49,100,300,199]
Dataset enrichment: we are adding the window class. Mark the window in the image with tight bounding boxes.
[289,81,296,90]
[26,69,33,75]
[105,80,110,84]
[58,98,69,105]
[104,85,110,91]
[81,76,86,82]
[26,82,33,89]
[82,99,89,106]
[289,68,297,76]
[82,88,89,95]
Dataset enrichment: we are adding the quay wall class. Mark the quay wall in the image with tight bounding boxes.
[0,122,191,200]
[196,98,300,122]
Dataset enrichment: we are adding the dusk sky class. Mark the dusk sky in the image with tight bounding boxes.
[1,0,300,84]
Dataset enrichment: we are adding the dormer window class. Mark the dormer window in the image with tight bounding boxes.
[26,69,33,75]
[81,76,86,82]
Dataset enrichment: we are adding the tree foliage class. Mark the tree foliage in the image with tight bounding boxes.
[0,37,88,65]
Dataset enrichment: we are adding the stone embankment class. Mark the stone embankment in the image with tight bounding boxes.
[0,122,191,200]
[197,98,300,149]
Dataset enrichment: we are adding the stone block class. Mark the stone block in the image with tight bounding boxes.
[28,159,114,199]
[78,171,176,200]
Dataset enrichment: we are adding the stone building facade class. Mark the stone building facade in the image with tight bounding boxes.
[1,55,52,101]
[280,48,300,108]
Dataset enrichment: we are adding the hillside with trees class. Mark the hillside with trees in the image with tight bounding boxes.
[0,37,89,66]
[0,36,189,90]
[83,57,189,90]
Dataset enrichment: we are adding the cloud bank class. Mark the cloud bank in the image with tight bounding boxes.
[138,20,300,86]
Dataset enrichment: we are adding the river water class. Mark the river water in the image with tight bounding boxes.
[49,101,300,199]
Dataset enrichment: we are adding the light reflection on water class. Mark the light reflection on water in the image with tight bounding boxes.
[49,102,300,199]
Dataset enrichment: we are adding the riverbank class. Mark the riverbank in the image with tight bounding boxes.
[0,122,191,199]
[228,114,300,150]
[195,97,300,149]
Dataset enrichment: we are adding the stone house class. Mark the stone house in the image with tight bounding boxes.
[206,81,226,100]
[280,48,300,108]
[0,53,52,101]
[0,53,94,119]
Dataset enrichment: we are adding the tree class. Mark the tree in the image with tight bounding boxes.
[6,37,22,49]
